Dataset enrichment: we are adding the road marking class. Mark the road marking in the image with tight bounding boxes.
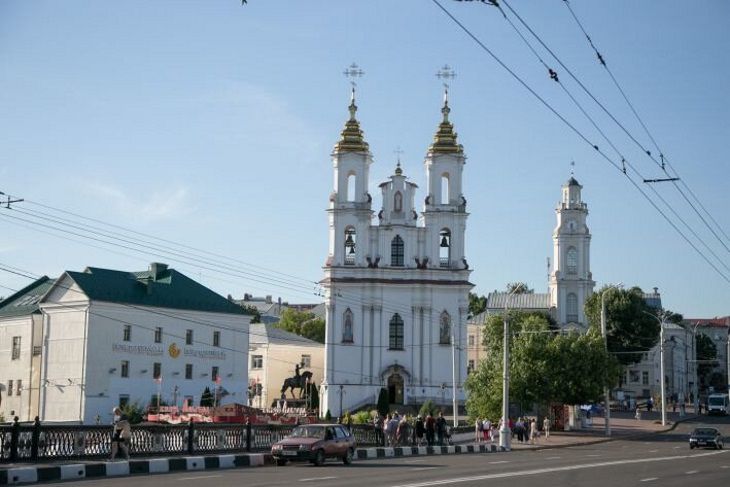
[180,475,222,481]
[648,449,658,453]
[403,459,426,464]
[585,454,600,457]
[722,466,730,469]
[488,461,510,464]
[685,470,698,474]
[640,478,658,482]
[388,451,728,487]
[674,446,681,449]
[545,456,561,460]
[300,477,337,482]
[411,467,438,471]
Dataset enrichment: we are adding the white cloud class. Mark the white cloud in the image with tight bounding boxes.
[81,182,192,223]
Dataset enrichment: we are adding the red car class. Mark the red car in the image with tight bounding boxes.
[271,424,356,466]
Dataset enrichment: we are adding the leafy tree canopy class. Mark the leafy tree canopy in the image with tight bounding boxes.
[584,286,660,365]
[506,282,534,294]
[468,292,487,318]
[275,308,325,343]
[696,333,718,381]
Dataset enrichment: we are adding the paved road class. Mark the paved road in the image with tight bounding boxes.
[68,416,730,487]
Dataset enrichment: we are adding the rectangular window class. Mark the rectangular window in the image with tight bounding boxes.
[251,355,263,369]
[153,362,162,379]
[212,366,219,382]
[184,396,194,407]
[16,379,22,396]
[389,317,404,350]
[154,327,163,343]
[629,370,640,383]
[468,335,475,347]
[185,329,193,345]
[7,380,13,396]
[185,363,193,380]
[213,331,220,347]
[119,395,130,408]
[301,354,311,368]
[11,336,21,360]
[642,371,649,385]
[121,360,129,378]
[468,359,475,372]
[123,325,131,342]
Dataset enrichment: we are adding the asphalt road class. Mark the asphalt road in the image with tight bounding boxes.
[71,416,730,487]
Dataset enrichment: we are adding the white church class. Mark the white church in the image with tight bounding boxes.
[319,90,473,416]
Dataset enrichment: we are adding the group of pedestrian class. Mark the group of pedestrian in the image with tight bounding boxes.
[374,411,452,447]
[512,417,539,444]
[474,418,499,444]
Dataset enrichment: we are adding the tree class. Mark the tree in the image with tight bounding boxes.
[275,309,325,343]
[376,387,390,417]
[584,286,660,366]
[465,311,617,421]
[120,401,145,424]
[506,282,534,294]
[419,399,437,418]
[241,304,261,324]
[468,292,487,318]
[200,387,214,407]
[696,333,718,388]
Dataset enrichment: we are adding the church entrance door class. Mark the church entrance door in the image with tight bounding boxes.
[387,373,404,404]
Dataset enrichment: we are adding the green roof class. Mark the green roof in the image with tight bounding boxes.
[57,264,249,315]
[0,276,55,318]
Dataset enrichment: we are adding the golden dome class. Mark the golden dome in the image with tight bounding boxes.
[333,89,369,153]
[428,93,463,155]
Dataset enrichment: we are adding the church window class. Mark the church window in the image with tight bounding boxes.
[394,191,403,212]
[566,247,578,274]
[342,308,354,343]
[346,173,356,202]
[440,174,450,204]
[567,293,578,323]
[391,235,404,267]
[389,314,404,350]
[439,311,451,344]
[344,227,356,265]
[439,229,451,268]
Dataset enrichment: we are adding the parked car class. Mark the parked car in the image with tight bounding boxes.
[271,424,356,466]
[689,427,724,450]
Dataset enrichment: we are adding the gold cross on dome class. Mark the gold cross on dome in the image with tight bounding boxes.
[343,63,365,88]
[436,64,457,91]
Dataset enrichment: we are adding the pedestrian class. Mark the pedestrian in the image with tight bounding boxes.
[515,418,524,443]
[647,397,653,413]
[542,416,550,440]
[436,412,447,446]
[374,414,384,446]
[529,418,537,444]
[483,419,491,443]
[634,406,642,421]
[415,415,425,446]
[110,407,131,461]
[388,414,399,447]
[475,418,482,443]
[425,413,436,446]
[490,422,498,446]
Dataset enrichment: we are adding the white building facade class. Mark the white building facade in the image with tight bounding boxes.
[320,91,473,416]
[1,263,252,424]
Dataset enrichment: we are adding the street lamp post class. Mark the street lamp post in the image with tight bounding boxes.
[451,329,458,428]
[643,310,667,426]
[499,284,525,450]
[600,283,622,437]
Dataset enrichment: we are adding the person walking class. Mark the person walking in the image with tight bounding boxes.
[483,419,491,442]
[436,412,447,446]
[542,416,551,440]
[475,418,482,443]
[529,418,537,444]
[415,416,425,446]
[110,408,131,461]
[425,413,436,446]
[490,421,498,446]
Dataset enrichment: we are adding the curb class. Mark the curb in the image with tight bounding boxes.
[355,443,506,460]
[0,454,266,486]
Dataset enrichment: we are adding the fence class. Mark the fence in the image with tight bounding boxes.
[0,418,382,463]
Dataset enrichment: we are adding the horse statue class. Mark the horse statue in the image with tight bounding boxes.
[281,370,313,399]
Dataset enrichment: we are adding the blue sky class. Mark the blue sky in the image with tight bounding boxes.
[1,1,728,318]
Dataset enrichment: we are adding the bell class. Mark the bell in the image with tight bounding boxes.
[345,234,354,246]
[440,235,449,247]
[349,245,356,254]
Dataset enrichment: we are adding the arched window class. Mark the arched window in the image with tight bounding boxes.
[342,308,354,343]
[566,247,578,274]
[389,314,404,350]
[391,235,404,267]
[344,227,356,265]
[439,229,451,268]
[439,311,451,344]
[346,173,356,202]
[440,174,450,204]
[394,191,403,212]
[567,293,578,323]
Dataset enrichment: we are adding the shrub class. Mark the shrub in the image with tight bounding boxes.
[120,401,145,424]
[419,399,437,418]
[352,411,371,424]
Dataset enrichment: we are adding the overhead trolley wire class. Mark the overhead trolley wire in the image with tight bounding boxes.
[433,0,730,284]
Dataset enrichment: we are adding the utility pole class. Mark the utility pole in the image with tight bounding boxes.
[451,329,458,428]
[600,284,621,436]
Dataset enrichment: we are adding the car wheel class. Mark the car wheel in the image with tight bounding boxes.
[343,447,354,465]
[313,449,325,466]
[689,444,694,450]
[719,442,723,450]
[275,458,288,466]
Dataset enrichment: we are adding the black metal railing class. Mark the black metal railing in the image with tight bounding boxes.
[0,418,382,463]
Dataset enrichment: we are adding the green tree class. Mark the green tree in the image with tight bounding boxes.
[241,304,261,324]
[696,333,718,387]
[506,282,534,294]
[584,286,660,366]
[376,387,390,417]
[120,401,145,424]
[275,309,325,343]
[419,399,437,417]
[468,292,487,318]
[200,387,214,407]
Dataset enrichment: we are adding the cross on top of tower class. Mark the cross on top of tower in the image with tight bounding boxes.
[435,64,457,103]
[394,146,404,175]
[570,160,576,176]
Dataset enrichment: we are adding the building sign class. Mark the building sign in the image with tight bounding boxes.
[112,343,163,356]
[184,347,226,360]
[169,343,181,358]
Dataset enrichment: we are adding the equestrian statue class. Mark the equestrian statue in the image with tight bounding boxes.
[281,363,313,399]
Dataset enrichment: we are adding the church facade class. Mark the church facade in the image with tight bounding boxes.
[320,91,473,416]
